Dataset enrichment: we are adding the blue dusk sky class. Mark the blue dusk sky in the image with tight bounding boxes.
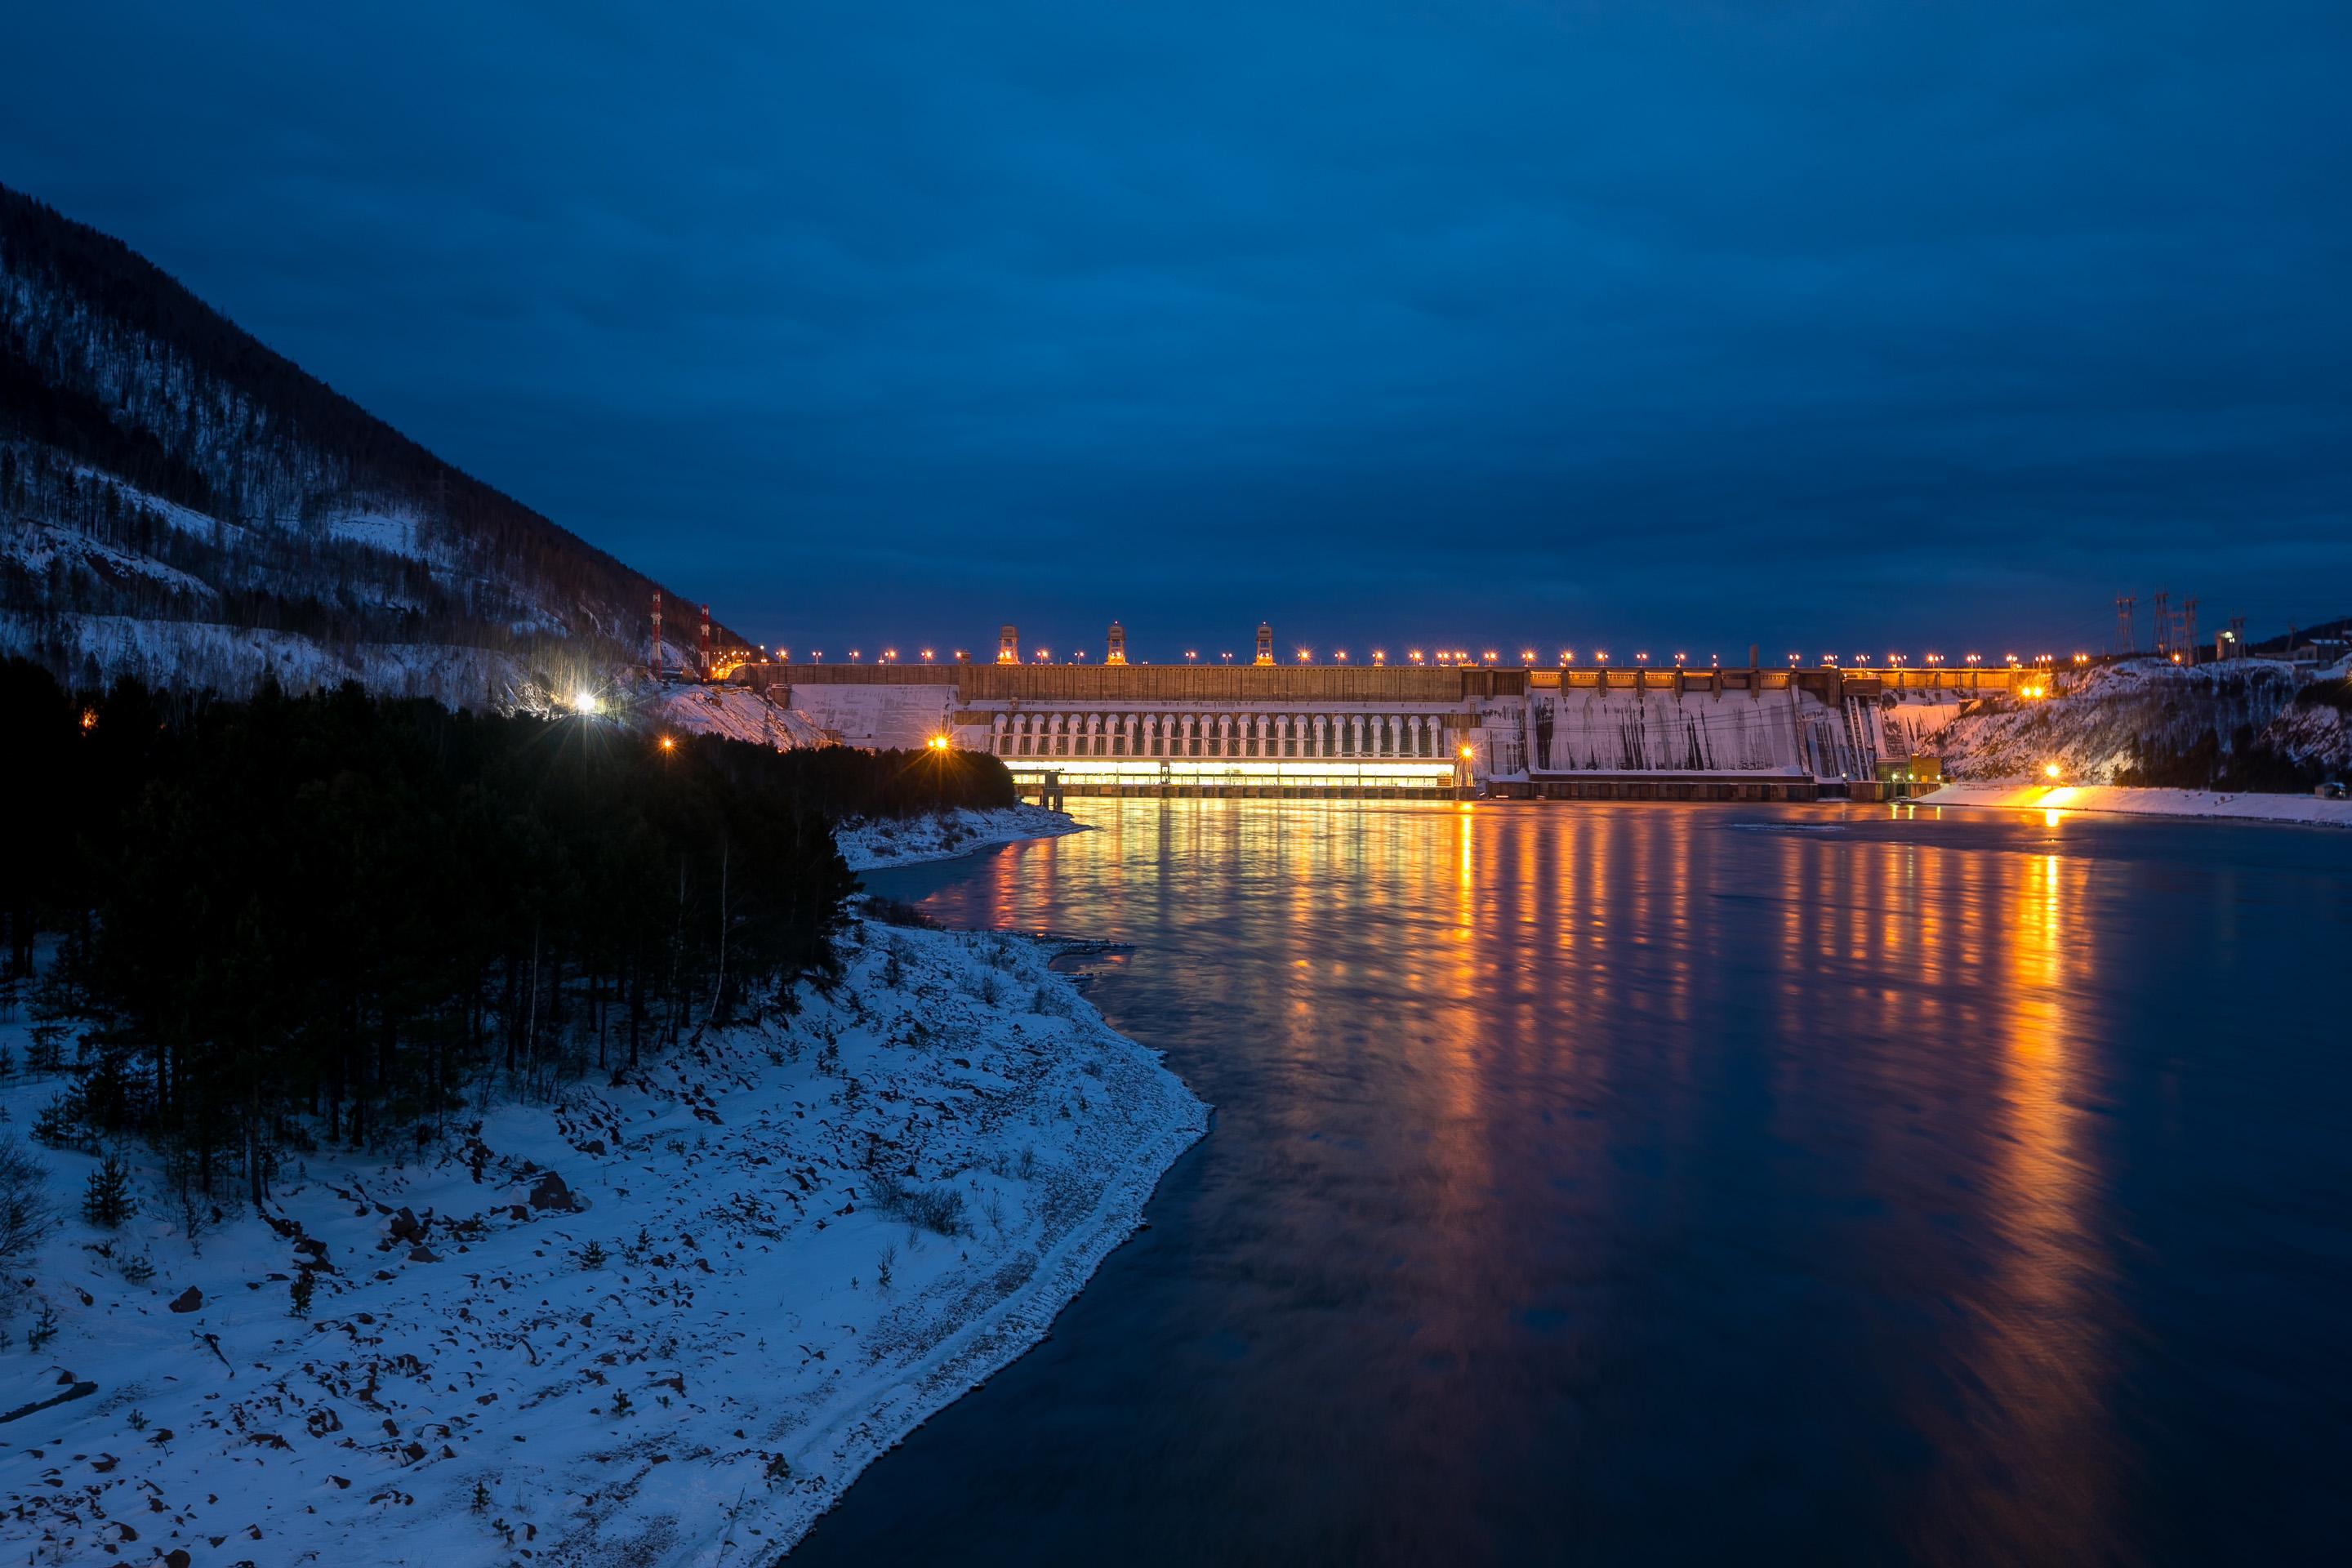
[6,1,2347,661]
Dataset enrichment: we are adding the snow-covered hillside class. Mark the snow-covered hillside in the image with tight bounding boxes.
[1924,658,2350,788]
[2,181,743,703]
[0,919,1207,1564]
[1,608,544,709]
[641,683,831,751]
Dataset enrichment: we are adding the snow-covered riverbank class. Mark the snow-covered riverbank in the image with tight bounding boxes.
[837,806,1085,872]
[0,920,1207,1564]
[1914,779,2352,828]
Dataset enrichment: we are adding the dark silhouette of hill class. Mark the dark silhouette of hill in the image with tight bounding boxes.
[0,180,744,699]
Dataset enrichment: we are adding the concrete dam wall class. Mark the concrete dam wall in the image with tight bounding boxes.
[745,662,2020,800]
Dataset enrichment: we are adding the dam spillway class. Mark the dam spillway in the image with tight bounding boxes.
[742,662,2023,800]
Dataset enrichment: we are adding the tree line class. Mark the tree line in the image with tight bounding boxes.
[0,658,1014,1209]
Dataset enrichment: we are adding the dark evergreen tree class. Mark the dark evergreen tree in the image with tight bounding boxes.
[82,1150,133,1227]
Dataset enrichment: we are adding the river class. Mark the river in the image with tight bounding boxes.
[799,800,2351,1564]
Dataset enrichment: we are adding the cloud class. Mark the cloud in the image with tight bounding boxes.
[6,0,2347,657]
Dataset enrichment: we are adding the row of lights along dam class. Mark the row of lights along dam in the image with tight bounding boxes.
[732,621,2089,673]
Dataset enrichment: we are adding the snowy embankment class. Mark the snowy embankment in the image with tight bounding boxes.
[0,920,1208,1564]
[837,807,1085,873]
[640,683,830,751]
[1914,779,2352,828]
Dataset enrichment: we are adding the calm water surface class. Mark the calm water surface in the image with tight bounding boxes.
[799,800,2350,1565]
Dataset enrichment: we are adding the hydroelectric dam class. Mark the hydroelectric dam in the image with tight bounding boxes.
[740,624,2028,802]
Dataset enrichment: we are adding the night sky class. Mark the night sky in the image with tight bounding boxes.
[8,2,2347,662]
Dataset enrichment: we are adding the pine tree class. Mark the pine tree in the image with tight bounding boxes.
[26,1022,65,1076]
[82,1151,134,1227]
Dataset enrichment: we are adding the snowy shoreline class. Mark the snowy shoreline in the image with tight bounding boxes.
[836,805,1086,873]
[1913,778,2352,828]
[0,920,1207,1564]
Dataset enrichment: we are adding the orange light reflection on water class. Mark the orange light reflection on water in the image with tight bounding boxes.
[934,799,2122,1558]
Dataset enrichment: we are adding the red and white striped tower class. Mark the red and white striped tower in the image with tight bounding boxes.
[650,590,663,679]
[699,603,713,679]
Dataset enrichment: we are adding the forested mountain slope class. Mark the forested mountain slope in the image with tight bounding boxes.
[0,182,735,703]
[1928,657,2352,790]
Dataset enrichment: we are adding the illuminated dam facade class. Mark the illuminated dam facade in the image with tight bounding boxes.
[742,653,2025,800]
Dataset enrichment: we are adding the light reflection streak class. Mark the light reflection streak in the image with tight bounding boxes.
[918,798,2124,1561]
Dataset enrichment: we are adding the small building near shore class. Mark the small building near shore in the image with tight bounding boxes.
[1877,754,1945,799]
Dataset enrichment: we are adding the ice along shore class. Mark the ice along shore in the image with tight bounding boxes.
[0,915,1208,1564]
[1913,778,2352,828]
[835,804,1087,873]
